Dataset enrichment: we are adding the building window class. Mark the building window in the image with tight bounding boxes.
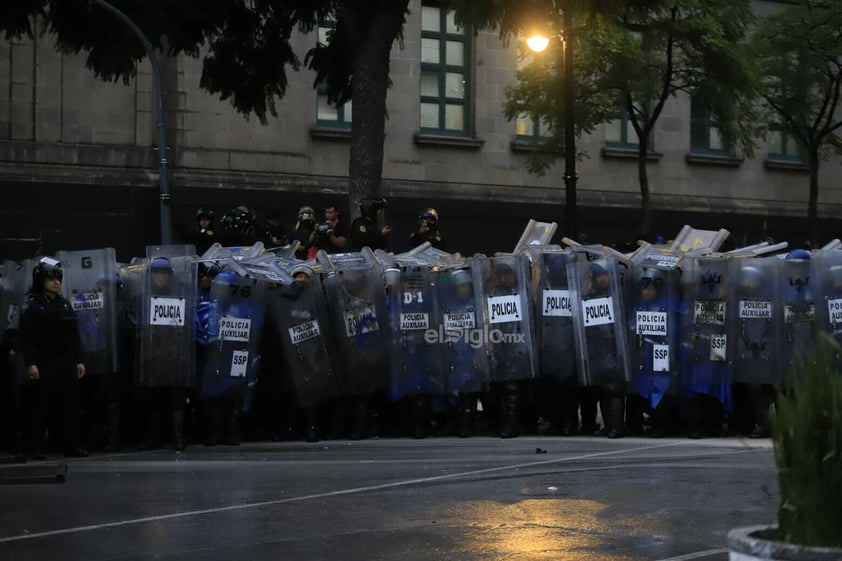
[605,110,641,148]
[768,127,805,162]
[516,114,552,140]
[690,98,726,154]
[420,3,471,136]
[316,20,352,128]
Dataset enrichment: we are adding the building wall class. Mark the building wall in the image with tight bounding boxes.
[0,1,837,259]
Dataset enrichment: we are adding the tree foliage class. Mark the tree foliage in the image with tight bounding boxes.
[451,0,760,235]
[3,0,410,218]
[754,0,842,243]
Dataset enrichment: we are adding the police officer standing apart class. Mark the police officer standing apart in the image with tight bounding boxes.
[350,198,391,251]
[20,257,87,458]
[194,208,217,255]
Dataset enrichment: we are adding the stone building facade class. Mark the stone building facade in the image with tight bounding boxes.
[0,0,837,259]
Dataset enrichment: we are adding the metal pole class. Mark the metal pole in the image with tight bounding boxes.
[561,6,578,238]
[91,0,171,245]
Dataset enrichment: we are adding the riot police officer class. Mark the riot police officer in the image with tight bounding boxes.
[408,208,446,250]
[350,198,391,251]
[219,206,258,247]
[194,208,217,255]
[19,257,87,458]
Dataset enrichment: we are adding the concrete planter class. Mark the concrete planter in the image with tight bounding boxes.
[728,525,842,561]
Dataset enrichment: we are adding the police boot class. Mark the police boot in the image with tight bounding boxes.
[412,395,428,439]
[458,394,476,438]
[499,383,520,439]
[172,408,187,451]
[350,396,369,441]
[204,402,221,446]
[305,406,320,443]
[559,383,579,436]
[603,396,625,439]
[624,394,644,436]
[105,402,122,452]
[143,407,162,450]
[224,406,241,446]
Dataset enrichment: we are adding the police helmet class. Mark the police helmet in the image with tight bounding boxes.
[739,265,764,288]
[419,208,439,225]
[590,262,607,277]
[638,268,663,289]
[150,256,174,274]
[213,271,240,286]
[222,206,256,232]
[32,256,63,286]
[545,254,568,283]
[786,249,811,260]
[382,267,401,287]
[449,268,473,286]
[290,264,315,280]
[297,206,316,222]
[830,265,842,289]
[198,262,222,278]
[196,207,214,222]
[360,197,387,218]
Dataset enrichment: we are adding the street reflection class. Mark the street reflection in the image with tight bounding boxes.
[451,499,651,560]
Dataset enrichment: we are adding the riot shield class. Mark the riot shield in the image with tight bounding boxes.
[528,248,576,382]
[778,256,817,380]
[2,259,35,331]
[624,258,681,408]
[384,263,444,400]
[319,250,386,395]
[436,264,489,395]
[56,248,120,376]
[727,258,782,385]
[679,256,732,405]
[138,246,198,388]
[815,250,842,364]
[568,253,630,387]
[201,271,267,404]
[267,272,341,408]
[514,219,558,253]
[473,254,537,383]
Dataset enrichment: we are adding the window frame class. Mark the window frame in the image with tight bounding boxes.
[689,98,730,156]
[767,125,806,163]
[419,3,472,137]
[315,19,352,129]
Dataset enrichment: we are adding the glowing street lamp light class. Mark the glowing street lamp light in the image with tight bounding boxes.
[526,34,550,53]
[524,13,578,238]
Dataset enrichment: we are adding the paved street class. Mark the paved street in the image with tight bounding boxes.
[0,437,776,561]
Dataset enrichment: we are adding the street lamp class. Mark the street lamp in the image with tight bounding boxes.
[526,8,578,238]
[91,0,172,245]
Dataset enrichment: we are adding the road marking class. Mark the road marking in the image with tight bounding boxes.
[655,548,729,561]
[0,441,694,543]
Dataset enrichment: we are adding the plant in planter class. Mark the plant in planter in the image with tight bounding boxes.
[728,334,842,560]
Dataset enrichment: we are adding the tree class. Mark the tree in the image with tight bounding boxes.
[754,0,842,245]
[451,0,760,237]
[1,0,409,223]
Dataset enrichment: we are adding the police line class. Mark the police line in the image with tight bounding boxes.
[1,230,841,415]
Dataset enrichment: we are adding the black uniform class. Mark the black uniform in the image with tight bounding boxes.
[350,217,387,251]
[19,291,84,455]
[408,229,446,251]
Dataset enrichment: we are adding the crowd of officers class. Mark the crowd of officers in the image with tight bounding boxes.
[1,205,838,460]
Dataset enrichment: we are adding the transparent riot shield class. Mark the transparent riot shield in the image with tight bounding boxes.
[624,261,681,408]
[728,258,782,385]
[0,264,15,335]
[138,246,197,388]
[473,254,537,383]
[815,250,842,366]
[201,270,267,404]
[267,272,341,408]
[679,256,732,406]
[2,259,35,332]
[528,248,576,382]
[514,219,558,253]
[436,264,489,396]
[384,263,444,400]
[318,249,386,395]
[778,256,817,381]
[56,248,120,376]
[568,253,630,387]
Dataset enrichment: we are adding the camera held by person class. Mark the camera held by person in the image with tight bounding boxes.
[408,208,446,250]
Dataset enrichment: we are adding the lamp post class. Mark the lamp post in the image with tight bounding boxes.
[91,0,172,245]
[527,7,578,238]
